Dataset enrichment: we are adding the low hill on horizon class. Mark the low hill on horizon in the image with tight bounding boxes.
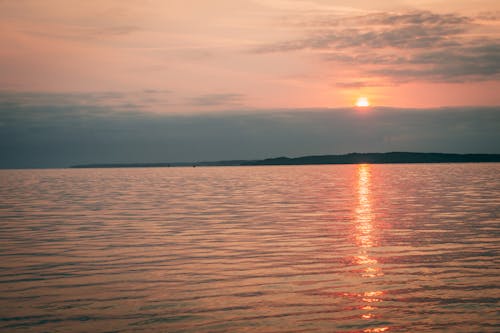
[241,152,500,165]
[71,152,500,168]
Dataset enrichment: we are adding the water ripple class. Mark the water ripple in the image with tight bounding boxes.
[0,164,499,332]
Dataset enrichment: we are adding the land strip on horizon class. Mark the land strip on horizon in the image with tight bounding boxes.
[70,152,500,168]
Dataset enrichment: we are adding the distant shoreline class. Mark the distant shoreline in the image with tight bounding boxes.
[70,152,500,168]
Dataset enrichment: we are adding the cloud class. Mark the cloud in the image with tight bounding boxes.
[188,93,244,106]
[0,92,499,168]
[334,81,369,88]
[0,90,171,113]
[476,11,500,21]
[370,43,500,82]
[255,11,470,52]
[254,10,500,84]
[22,25,140,42]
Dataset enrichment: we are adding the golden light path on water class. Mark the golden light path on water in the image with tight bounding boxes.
[354,164,388,333]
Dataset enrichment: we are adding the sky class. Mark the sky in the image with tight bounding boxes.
[0,0,499,168]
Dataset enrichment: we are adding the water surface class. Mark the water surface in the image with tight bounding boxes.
[0,164,499,332]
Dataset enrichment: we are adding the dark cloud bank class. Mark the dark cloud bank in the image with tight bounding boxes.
[1,93,499,169]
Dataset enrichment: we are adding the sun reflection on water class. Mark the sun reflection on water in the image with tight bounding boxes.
[355,164,375,248]
[354,164,389,333]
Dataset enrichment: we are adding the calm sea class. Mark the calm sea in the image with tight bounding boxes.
[0,164,499,332]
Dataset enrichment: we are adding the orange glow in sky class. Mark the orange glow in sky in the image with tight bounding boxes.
[0,0,499,111]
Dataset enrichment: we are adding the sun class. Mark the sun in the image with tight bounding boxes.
[355,97,370,107]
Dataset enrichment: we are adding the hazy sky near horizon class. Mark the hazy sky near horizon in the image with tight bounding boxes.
[1,0,500,167]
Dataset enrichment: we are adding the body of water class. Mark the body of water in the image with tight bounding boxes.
[0,164,499,332]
